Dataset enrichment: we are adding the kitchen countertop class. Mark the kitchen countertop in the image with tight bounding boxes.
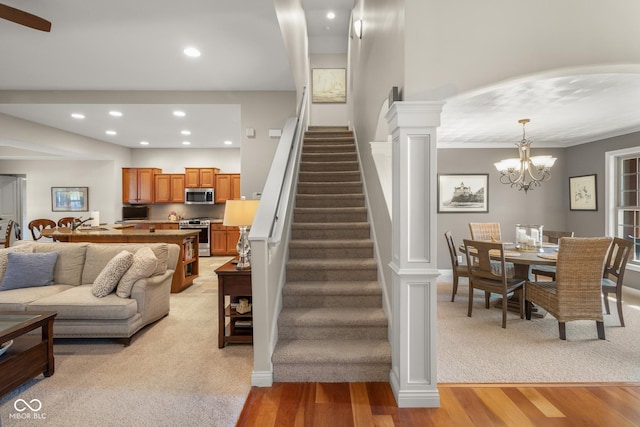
[120,219,223,224]
[42,226,200,239]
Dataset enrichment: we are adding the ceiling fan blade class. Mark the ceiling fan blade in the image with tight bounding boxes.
[0,4,51,32]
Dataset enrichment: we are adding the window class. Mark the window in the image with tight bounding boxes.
[606,148,640,268]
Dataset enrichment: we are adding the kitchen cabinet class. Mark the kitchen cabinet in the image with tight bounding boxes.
[154,174,185,203]
[211,223,239,256]
[122,168,162,204]
[214,173,241,203]
[185,168,219,188]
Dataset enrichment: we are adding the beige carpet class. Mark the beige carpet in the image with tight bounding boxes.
[437,272,640,383]
[0,256,253,427]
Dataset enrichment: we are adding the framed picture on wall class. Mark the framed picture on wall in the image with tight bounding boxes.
[437,174,489,213]
[311,68,347,103]
[569,174,597,211]
[51,187,89,212]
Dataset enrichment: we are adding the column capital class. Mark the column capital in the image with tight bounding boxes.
[385,101,445,132]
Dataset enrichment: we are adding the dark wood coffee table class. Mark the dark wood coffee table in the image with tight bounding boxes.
[0,311,57,396]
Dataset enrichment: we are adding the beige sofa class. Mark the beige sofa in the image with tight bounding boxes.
[0,242,179,344]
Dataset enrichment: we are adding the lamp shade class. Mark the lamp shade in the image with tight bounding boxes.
[223,199,260,227]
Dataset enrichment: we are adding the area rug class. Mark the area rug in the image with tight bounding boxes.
[0,256,252,427]
[437,273,640,383]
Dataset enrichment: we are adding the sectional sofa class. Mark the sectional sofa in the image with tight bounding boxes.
[0,241,179,344]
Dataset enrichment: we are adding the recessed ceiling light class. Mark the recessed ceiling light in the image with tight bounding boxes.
[173,110,186,117]
[183,47,201,58]
[182,141,191,145]
[327,11,335,19]
[106,130,117,136]
[71,113,85,119]
[224,140,233,145]
[140,141,149,145]
[181,130,191,135]
[109,111,122,117]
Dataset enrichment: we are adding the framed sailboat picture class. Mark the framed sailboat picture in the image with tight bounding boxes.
[312,68,346,103]
[437,174,489,213]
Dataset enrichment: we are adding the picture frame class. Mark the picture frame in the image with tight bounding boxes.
[438,174,489,213]
[51,187,89,212]
[569,174,597,211]
[311,68,347,103]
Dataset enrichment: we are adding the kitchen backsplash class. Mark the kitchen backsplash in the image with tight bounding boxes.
[147,203,225,220]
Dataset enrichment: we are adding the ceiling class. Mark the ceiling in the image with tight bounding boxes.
[0,0,639,156]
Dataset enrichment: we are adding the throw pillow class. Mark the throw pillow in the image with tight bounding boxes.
[0,251,59,291]
[116,246,158,298]
[92,251,134,298]
[0,244,33,283]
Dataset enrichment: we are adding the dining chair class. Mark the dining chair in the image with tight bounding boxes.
[531,230,575,280]
[28,218,56,241]
[463,239,526,328]
[469,222,501,241]
[3,220,14,247]
[525,237,612,340]
[444,231,470,302]
[602,237,633,327]
[58,217,81,228]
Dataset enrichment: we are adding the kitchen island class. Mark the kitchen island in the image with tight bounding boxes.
[42,226,199,293]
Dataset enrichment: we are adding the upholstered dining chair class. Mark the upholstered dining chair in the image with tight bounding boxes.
[463,239,526,328]
[445,231,470,302]
[531,230,575,280]
[28,218,56,241]
[602,237,633,327]
[469,222,502,241]
[58,217,81,228]
[525,237,612,340]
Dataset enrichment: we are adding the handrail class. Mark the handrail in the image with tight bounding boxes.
[249,86,307,244]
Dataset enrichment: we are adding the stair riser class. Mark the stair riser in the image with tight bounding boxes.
[278,326,387,340]
[302,153,357,162]
[303,145,355,154]
[282,294,382,308]
[298,184,362,194]
[286,268,377,281]
[295,196,365,208]
[291,228,370,240]
[299,172,361,182]
[300,162,359,172]
[288,246,373,259]
[273,364,390,383]
[294,211,368,223]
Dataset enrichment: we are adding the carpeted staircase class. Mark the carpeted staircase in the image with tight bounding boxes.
[272,126,391,382]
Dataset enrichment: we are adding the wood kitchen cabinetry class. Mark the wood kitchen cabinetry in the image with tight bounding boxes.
[185,168,219,188]
[122,168,162,204]
[214,173,241,203]
[154,174,185,203]
[211,223,240,256]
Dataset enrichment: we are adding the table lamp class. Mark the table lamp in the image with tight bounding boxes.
[223,197,260,269]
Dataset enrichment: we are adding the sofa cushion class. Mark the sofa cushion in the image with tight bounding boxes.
[0,284,74,311]
[27,285,138,320]
[92,251,134,298]
[82,244,169,284]
[32,242,88,285]
[116,246,158,298]
[0,252,59,291]
[0,245,34,283]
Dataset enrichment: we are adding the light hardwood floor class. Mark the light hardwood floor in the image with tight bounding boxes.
[236,382,640,426]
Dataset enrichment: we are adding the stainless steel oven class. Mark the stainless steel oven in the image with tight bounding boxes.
[178,218,211,257]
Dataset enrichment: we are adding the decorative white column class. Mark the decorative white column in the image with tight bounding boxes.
[385,101,444,408]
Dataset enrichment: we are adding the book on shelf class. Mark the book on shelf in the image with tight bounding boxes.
[234,320,252,328]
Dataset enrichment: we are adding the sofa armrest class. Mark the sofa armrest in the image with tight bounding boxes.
[130,269,174,324]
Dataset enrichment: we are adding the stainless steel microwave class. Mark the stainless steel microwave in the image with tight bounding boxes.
[184,188,214,204]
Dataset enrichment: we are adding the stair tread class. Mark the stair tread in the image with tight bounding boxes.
[289,239,373,247]
[283,281,381,295]
[273,339,391,364]
[292,222,369,228]
[287,258,377,268]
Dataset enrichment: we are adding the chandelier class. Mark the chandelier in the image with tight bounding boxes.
[493,119,556,193]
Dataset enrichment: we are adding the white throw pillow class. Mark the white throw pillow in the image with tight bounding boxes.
[116,246,158,298]
[92,251,134,298]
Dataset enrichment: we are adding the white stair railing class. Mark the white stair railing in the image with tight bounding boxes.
[248,87,308,386]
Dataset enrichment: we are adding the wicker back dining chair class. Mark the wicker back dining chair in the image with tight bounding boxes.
[28,218,56,241]
[602,237,633,327]
[463,239,526,328]
[531,230,575,280]
[445,231,470,302]
[469,223,502,241]
[525,237,612,340]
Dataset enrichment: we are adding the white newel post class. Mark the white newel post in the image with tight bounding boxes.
[385,101,443,408]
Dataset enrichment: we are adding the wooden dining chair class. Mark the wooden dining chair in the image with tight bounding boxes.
[28,218,56,241]
[525,237,612,340]
[531,230,574,280]
[463,239,526,328]
[469,223,501,241]
[58,217,81,228]
[3,220,15,247]
[602,237,633,327]
[444,231,470,302]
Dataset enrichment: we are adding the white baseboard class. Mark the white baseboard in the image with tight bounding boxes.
[251,370,273,387]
